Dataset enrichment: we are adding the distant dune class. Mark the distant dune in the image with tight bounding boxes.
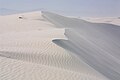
[42,11,120,80]
[81,17,120,26]
[0,11,120,80]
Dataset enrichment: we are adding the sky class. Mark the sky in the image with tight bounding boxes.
[0,0,120,17]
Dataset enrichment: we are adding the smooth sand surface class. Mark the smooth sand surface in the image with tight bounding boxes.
[42,11,120,80]
[0,11,55,34]
[81,17,120,26]
[0,11,116,80]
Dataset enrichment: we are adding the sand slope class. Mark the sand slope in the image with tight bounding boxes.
[0,11,111,80]
[42,11,120,80]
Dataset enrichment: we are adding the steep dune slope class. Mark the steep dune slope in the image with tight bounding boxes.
[42,11,120,80]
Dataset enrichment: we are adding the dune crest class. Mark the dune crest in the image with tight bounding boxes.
[42,11,120,80]
[1,11,119,80]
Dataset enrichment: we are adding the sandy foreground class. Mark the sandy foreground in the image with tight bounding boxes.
[0,11,119,80]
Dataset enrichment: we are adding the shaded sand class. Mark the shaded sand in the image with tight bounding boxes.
[42,11,120,80]
[0,11,112,80]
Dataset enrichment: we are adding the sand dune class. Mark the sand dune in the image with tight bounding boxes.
[42,11,120,80]
[0,11,55,34]
[81,17,120,26]
[0,11,118,80]
[0,29,107,80]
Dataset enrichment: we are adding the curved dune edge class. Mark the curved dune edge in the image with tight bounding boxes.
[0,29,108,80]
[42,11,120,80]
[0,11,112,80]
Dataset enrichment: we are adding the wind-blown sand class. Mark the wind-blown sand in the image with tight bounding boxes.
[0,11,119,80]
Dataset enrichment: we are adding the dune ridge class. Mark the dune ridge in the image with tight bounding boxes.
[41,11,120,80]
[0,11,115,80]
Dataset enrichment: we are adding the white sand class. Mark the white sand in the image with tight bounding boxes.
[42,11,120,80]
[0,11,55,34]
[81,17,120,26]
[0,11,112,80]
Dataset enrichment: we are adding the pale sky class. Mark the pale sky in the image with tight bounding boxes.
[0,0,119,17]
